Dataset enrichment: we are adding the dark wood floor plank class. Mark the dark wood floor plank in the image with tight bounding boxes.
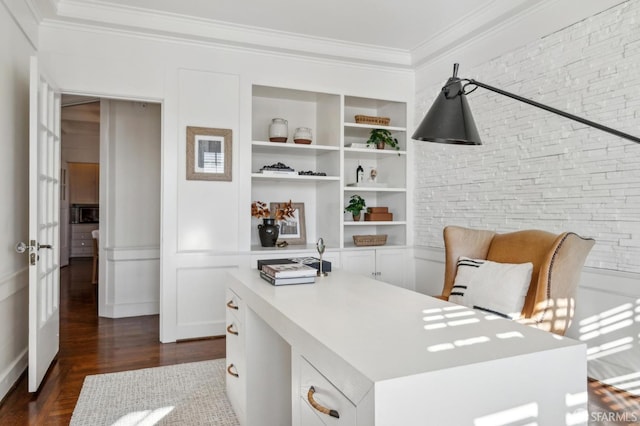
[0,258,225,425]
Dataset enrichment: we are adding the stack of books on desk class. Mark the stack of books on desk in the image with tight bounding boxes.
[260,263,317,286]
[257,257,331,273]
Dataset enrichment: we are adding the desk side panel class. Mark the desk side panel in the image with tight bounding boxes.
[374,344,587,426]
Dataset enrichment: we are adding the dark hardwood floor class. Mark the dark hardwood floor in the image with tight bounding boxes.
[0,258,225,425]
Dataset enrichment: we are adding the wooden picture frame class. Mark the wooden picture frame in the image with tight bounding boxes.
[186,126,232,181]
[270,202,306,245]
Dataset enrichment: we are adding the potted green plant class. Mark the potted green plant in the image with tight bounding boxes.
[366,129,399,151]
[344,195,366,221]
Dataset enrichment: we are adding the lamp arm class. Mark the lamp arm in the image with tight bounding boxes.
[465,79,640,145]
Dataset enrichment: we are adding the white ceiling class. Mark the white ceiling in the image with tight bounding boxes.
[30,0,546,67]
[63,0,513,50]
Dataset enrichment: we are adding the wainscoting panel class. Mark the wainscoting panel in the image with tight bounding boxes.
[567,268,640,396]
[414,246,446,297]
[0,268,28,401]
[175,265,239,340]
[102,247,160,318]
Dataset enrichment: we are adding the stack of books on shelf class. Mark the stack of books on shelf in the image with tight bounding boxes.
[260,263,317,286]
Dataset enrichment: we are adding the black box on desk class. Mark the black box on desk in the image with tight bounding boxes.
[257,257,332,273]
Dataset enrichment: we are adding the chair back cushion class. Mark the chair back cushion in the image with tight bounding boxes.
[486,230,559,318]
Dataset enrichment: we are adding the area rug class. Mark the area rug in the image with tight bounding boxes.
[70,359,239,426]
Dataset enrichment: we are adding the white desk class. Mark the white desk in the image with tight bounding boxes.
[226,268,587,426]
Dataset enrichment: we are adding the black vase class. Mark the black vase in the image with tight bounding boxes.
[258,218,279,247]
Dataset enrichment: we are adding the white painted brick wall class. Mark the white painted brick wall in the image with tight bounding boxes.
[413,0,640,273]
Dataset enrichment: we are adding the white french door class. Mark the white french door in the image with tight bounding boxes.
[26,56,61,392]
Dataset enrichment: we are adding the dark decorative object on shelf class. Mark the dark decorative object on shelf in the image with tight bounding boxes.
[251,200,295,247]
[260,162,295,171]
[258,218,279,247]
[298,171,327,176]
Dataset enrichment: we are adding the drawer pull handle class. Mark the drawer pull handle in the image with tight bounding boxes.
[226,300,239,310]
[307,386,340,419]
[226,324,239,336]
[227,363,239,378]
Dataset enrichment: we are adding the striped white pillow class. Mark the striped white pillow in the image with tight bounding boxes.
[448,256,533,320]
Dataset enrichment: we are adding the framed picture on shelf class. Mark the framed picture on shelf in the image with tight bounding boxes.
[186,126,232,181]
[270,202,306,245]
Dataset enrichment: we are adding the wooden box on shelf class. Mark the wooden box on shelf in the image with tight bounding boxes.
[364,207,392,221]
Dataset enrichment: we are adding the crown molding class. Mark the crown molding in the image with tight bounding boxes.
[413,0,628,91]
[1,0,41,48]
[24,0,628,72]
[50,0,412,68]
[410,0,536,67]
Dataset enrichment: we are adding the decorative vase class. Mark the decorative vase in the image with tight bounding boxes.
[258,218,279,247]
[376,141,385,150]
[294,127,312,144]
[269,118,288,142]
[352,213,361,222]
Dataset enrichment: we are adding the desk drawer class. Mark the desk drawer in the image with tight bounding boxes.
[225,288,243,323]
[299,357,356,425]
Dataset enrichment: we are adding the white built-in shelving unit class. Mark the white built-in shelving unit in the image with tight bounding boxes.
[250,85,408,251]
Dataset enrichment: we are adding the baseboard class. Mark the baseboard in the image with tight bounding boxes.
[0,348,27,402]
[100,301,159,318]
[175,320,226,341]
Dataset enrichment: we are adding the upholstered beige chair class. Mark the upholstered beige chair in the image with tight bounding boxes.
[441,225,595,336]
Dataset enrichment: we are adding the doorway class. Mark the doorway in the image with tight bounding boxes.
[60,95,161,319]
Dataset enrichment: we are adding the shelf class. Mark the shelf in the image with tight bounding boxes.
[250,243,337,253]
[344,147,406,158]
[343,187,406,192]
[341,243,408,250]
[344,122,406,132]
[252,173,339,182]
[252,141,339,156]
[344,221,406,226]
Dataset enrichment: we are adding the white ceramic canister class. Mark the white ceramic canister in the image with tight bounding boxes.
[293,127,312,144]
[269,118,288,142]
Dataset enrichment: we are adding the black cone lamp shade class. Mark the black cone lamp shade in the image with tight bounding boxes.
[412,63,640,146]
[412,69,482,145]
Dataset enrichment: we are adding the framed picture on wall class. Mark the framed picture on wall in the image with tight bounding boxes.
[270,202,306,245]
[186,126,232,181]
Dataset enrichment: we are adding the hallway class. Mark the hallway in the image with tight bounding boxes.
[0,259,225,425]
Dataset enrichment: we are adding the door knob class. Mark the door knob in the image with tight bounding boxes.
[15,241,53,253]
[15,242,29,253]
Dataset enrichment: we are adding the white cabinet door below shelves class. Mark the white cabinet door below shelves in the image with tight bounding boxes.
[340,250,375,279]
[375,249,407,289]
[341,249,407,288]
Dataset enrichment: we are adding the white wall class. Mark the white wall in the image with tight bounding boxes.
[61,129,99,163]
[0,0,33,402]
[37,23,414,341]
[99,99,161,318]
[413,0,640,392]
